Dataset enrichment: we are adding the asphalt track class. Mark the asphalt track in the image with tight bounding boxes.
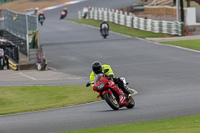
[0,0,200,133]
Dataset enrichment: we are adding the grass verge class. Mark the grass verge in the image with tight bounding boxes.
[60,115,200,133]
[71,19,172,38]
[0,86,98,115]
[161,39,200,51]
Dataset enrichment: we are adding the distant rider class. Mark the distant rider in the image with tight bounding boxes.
[60,7,68,19]
[100,21,109,36]
[63,7,68,16]
[90,61,130,98]
[38,11,45,22]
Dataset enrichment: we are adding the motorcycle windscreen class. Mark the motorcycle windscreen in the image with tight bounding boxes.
[94,74,103,83]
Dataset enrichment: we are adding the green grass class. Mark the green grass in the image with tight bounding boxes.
[161,39,200,51]
[0,86,98,115]
[72,19,172,38]
[60,115,200,133]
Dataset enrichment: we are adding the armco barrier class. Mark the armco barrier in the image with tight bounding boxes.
[79,7,184,36]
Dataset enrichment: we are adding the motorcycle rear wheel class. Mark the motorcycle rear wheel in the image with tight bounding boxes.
[103,92,119,110]
[126,96,135,109]
[0,58,4,70]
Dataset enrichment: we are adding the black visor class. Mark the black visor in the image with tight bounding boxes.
[93,66,102,74]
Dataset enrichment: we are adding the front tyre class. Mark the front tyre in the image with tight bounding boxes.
[103,92,119,110]
[126,96,135,109]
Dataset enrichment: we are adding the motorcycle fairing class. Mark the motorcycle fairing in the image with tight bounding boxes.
[107,79,128,106]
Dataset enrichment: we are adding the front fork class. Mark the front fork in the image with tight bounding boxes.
[99,89,115,100]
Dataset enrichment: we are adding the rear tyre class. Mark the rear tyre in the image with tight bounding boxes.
[126,96,135,109]
[103,92,119,110]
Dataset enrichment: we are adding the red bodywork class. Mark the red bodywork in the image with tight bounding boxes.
[93,74,129,107]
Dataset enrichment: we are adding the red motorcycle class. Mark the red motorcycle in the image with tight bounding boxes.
[86,69,135,110]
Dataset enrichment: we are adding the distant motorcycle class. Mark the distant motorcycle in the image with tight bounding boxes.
[101,27,109,39]
[38,14,45,26]
[39,17,44,25]
[60,11,67,19]
[86,69,135,110]
[100,22,109,39]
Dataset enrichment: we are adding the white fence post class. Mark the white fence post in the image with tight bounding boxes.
[108,9,113,22]
[78,11,81,19]
[94,7,98,20]
[103,9,108,21]
[114,10,119,24]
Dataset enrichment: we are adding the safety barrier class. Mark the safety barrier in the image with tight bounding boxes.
[133,17,183,35]
[79,7,184,36]
[8,59,18,70]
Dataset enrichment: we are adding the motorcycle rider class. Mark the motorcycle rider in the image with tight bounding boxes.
[63,7,68,16]
[60,7,68,19]
[38,11,45,23]
[90,61,130,99]
[100,21,109,36]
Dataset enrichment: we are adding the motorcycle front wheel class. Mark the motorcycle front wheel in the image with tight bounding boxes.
[103,92,119,110]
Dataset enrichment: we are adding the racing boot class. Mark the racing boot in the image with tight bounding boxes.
[122,87,130,102]
[125,86,134,94]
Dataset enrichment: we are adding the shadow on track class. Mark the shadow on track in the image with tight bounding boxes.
[41,38,133,46]
[96,108,136,112]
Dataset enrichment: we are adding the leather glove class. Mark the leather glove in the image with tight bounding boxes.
[107,74,114,79]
